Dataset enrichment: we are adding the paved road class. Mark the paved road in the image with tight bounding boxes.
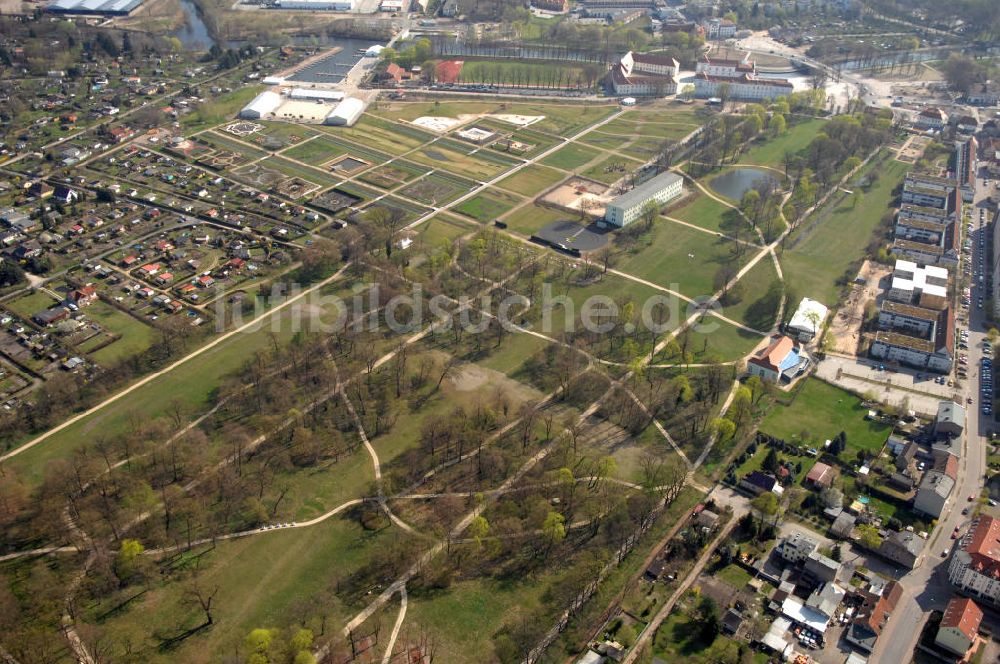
[872,176,992,664]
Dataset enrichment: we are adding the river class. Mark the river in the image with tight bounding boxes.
[171,0,220,51]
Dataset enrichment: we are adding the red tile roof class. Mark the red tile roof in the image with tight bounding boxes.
[941,597,983,642]
[748,335,795,372]
[856,581,903,637]
[806,462,832,485]
[965,516,1000,577]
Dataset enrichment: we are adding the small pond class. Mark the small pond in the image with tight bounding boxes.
[709,167,779,201]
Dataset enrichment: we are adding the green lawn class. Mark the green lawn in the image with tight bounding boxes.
[581,154,645,185]
[85,301,157,365]
[406,576,545,663]
[674,318,766,363]
[258,155,340,188]
[400,171,476,206]
[654,607,767,664]
[454,188,523,222]
[495,164,566,197]
[409,143,517,180]
[412,213,475,251]
[198,131,270,160]
[3,278,359,487]
[502,203,570,236]
[181,86,264,133]
[715,563,752,590]
[666,193,740,234]
[535,272,679,347]
[760,378,891,454]
[371,101,618,138]
[540,143,603,171]
[83,515,403,664]
[281,136,349,164]
[457,59,596,89]
[323,115,436,155]
[737,118,828,168]
[5,289,59,319]
[780,153,909,306]
[617,221,749,299]
[721,257,782,332]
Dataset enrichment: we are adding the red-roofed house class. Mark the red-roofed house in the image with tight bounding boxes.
[746,335,807,383]
[949,516,1000,607]
[846,581,903,652]
[805,462,834,488]
[935,597,983,657]
[139,263,161,276]
[385,62,409,84]
[66,284,98,307]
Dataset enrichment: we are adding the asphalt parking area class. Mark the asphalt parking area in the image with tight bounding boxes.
[535,220,610,252]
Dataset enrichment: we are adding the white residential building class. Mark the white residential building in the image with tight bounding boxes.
[695,53,755,77]
[609,51,679,97]
[604,171,683,227]
[778,532,818,564]
[693,72,793,101]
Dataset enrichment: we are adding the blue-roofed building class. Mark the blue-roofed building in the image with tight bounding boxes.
[746,335,809,383]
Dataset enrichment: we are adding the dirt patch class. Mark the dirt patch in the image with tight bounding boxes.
[828,259,890,355]
[449,362,539,402]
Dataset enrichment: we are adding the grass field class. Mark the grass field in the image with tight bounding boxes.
[721,257,781,332]
[540,143,603,171]
[258,155,340,188]
[581,154,644,185]
[198,132,270,160]
[281,136,349,164]
[502,203,570,236]
[84,515,403,664]
[538,272,678,343]
[357,160,426,190]
[780,153,908,306]
[5,289,58,319]
[412,213,474,250]
[737,118,827,168]
[323,115,436,155]
[371,101,618,138]
[495,164,566,197]
[676,318,766,363]
[400,171,477,206]
[85,301,157,365]
[409,142,516,180]
[181,86,264,133]
[618,221,749,299]
[760,378,891,453]
[454,188,523,222]
[666,193,739,234]
[456,59,597,89]
[3,279,360,487]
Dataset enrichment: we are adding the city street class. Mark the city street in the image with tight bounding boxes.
[870,172,993,664]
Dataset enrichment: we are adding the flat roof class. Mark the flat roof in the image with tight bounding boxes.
[609,171,682,211]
